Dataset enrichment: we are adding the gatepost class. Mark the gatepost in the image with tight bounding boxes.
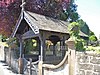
[66,37,76,75]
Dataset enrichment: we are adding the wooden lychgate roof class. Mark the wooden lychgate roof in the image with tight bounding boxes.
[11,10,88,38]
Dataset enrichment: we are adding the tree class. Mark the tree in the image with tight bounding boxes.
[68,22,85,51]
[89,35,97,42]
[90,31,95,35]
[68,22,80,38]
[0,0,20,37]
[64,2,79,22]
[78,19,90,36]
[0,0,78,37]
[1,0,90,38]
[89,31,97,42]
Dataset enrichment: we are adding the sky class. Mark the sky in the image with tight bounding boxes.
[75,0,100,38]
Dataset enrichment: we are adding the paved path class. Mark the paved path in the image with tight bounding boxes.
[0,61,18,75]
[0,56,20,75]
[0,65,4,75]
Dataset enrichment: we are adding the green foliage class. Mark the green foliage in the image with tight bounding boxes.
[24,39,37,54]
[68,22,80,37]
[0,35,7,42]
[2,35,7,42]
[7,38,16,45]
[68,22,85,51]
[81,23,89,35]
[69,12,79,22]
[78,19,85,27]
[78,19,90,36]
[60,12,68,21]
[89,31,97,46]
[64,3,79,22]
[90,31,95,35]
[89,35,97,41]
[75,39,85,51]
[77,20,97,46]
[89,31,97,41]
[86,46,100,54]
[24,39,33,51]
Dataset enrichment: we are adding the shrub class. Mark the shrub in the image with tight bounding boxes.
[68,22,85,51]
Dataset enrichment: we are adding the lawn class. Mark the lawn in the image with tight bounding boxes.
[85,46,100,54]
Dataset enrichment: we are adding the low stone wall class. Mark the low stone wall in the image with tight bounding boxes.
[76,51,100,75]
[0,44,5,61]
[4,47,19,73]
[44,64,69,75]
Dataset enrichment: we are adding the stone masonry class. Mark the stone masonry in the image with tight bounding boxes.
[76,51,100,75]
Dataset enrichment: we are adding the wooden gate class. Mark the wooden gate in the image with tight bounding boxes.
[23,58,39,75]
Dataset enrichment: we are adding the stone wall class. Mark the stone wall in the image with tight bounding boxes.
[44,64,69,75]
[76,52,100,75]
[4,47,19,73]
[0,44,5,61]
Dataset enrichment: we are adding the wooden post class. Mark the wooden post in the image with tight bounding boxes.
[40,32,46,61]
[18,35,24,74]
[52,42,57,56]
[38,37,45,61]
[38,32,47,75]
[29,58,32,75]
[66,37,76,75]
[9,47,11,67]
[38,60,43,75]
[61,36,66,57]
[19,36,23,58]
[38,39,41,56]
[18,57,24,74]
[42,35,46,61]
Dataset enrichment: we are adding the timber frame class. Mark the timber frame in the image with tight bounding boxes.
[11,0,88,74]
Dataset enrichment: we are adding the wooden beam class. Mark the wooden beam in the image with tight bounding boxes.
[39,34,43,61]
[42,32,46,61]
[19,35,23,58]
[61,36,66,57]
[22,30,39,39]
[17,34,24,74]
[38,33,45,75]
[18,58,24,74]
[38,31,46,61]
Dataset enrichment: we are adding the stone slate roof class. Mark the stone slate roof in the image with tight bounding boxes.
[24,11,69,34]
[12,10,88,37]
[24,11,88,37]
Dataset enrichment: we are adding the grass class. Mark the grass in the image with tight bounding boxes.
[85,46,100,54]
